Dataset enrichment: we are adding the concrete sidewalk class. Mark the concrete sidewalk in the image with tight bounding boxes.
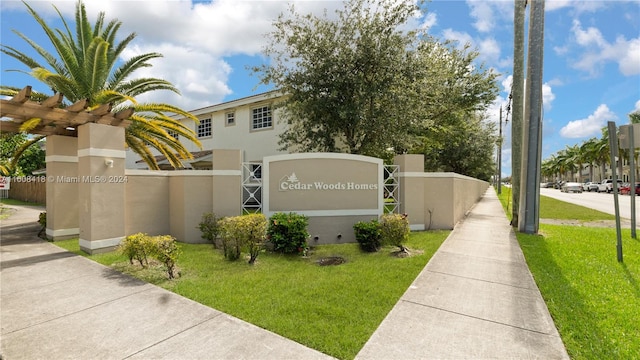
[1,187,569,359]
[1,205,333,360]
[356,187,569,359]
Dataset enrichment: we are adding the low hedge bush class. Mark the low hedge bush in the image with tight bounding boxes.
[219,214,267,263]
[353,219,382,252]
[267,212,309,254]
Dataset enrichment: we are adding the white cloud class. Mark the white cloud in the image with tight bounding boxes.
[634,99,640,112]
[122,43,233,109]
[560,104,617,138]
[420,12,437,30]
[466,1,494,33]
[542,83,555,111]
[442,29,473,47]
[546,0,606,13]
[569,20,640,76]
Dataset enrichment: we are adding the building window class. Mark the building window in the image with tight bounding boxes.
[226,112,235,126]
[252,106,272,130]
[197,118,212,138]
[167,129,179,140]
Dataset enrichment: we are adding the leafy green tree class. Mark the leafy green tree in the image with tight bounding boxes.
[1,1,200,169]
[414,111,497,181]
[255,0,498,165]
[0,133,45,176]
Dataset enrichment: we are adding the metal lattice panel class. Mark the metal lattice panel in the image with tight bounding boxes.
[242,162,262,214]
[384,165,400,214]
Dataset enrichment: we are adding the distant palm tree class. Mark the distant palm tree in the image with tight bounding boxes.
[580,138,598,182]
[593,130,610,181]
[0,0,201,169]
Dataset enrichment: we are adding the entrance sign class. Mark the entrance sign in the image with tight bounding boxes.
[263,153,383,244]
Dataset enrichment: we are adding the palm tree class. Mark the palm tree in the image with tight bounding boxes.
[0,1,201,169]
[593,131,610,182]
[580,138,598,182]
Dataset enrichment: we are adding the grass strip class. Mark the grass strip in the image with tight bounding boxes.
[497,187,639,359]
[55,230,448,359]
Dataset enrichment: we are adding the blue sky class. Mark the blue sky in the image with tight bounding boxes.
[1,0,639,177]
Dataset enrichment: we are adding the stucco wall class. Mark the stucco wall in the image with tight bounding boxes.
[420,173,489,230]
[169,171,213,243]
[125,171,171,236]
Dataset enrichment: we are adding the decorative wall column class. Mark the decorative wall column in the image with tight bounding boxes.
[394,154,426,231]
[77,123,126,254]
[45,135,79,240]
[212,149,242,217]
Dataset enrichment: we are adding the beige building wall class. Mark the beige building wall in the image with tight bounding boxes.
[169,171,213,243]
[125,170,171,236]
[211,149,242,217]
[395,154,489,230]
[45,135,79,240]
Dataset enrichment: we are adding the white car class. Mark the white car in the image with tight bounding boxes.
[582,181,599,192]
[598,179,623,193]
[561,182,583,193]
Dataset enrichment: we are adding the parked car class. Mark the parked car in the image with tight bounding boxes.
[561,182,583,193]
[582,181,599,192]
[620,182,640,195]
[598,179,623,193]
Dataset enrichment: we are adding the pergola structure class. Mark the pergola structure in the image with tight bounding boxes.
[1,85,133,254]
[0,85,132,136]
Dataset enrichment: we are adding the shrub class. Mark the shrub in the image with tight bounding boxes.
[38,212,46,239]
[151,235,181,279]
[353,219,382,252]
[242,214,267,264]
[119,232,154,267]
[219,214,267,263]
[380,213,410,253]
[219,217,243,261]
[198,212,222,248]
[267,212,309,254]
[118,233,182,279]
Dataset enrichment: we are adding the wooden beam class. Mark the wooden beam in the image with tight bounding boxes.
[90,103,112,116]
[66,99,88,112]
[11,86,32,103]
[0,100,130,128]
[115,108,134,120]
[0,121,22,133]
[41,93,64,108]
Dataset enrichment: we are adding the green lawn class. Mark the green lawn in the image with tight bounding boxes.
[498,187,640,359]
[0,198,44,206]
[55,230,449,359]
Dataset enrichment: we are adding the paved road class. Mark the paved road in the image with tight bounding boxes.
[540,187,640,220]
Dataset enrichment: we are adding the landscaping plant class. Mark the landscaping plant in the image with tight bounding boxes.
[151,235,181,279]
[380,213,410,254]
[353,219,382,252]
[118,233,181,279]
[267,212,309,254]
[119,232,154,267]
[219,214,267,263]
[198,212,222,248]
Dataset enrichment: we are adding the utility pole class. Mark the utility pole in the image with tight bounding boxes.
[511,0,526,226]
[518,0,545,234]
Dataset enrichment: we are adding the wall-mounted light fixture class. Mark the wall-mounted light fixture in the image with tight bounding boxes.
[105,159,114,168]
